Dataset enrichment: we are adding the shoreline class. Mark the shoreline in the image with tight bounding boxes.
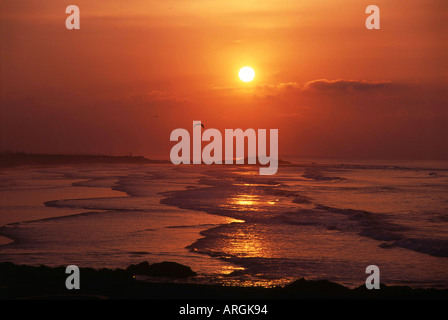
[1,261,447,300]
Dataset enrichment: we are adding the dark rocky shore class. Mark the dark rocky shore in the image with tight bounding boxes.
[0,262,447,300]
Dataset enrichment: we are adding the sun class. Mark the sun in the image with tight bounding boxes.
[239,66,255,82]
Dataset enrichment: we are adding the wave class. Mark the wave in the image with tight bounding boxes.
[161,168,448,259]
[391,238,448,258]
[165,224,220,229]
[286,161,448,172]
[302,168,345,181]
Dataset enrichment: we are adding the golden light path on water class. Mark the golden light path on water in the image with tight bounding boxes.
[206,174,294,287]
[226,194,279,210]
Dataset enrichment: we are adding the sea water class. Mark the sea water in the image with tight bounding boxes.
[0,160,447,288]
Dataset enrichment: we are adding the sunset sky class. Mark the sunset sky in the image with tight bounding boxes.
[1,0,447,160]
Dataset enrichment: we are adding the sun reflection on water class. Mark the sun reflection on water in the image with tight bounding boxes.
[205,176,295,287]
[222,193,280,212]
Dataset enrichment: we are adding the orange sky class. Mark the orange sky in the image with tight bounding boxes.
[1,0,447,160]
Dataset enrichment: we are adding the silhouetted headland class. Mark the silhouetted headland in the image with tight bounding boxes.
[0,153,170,168]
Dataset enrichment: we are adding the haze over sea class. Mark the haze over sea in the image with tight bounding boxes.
[1,158,447,288]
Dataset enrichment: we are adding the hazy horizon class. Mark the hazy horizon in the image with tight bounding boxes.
[2,150,448,163]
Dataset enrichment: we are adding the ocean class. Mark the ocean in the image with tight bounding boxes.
[0,159,447,288]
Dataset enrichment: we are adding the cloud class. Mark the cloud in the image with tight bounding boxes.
[212,79,397,100]
[303,79,394,92]
[253,82,300,96]
[256,82,300,90]
[253,79,398,98]
[274,82,301,90]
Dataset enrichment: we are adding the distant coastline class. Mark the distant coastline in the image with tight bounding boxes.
[0,153,295,168]
[0,153,171,168]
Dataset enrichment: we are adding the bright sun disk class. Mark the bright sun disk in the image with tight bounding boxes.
[239,66,255,82]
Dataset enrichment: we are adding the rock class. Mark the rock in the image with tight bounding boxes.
[126,261,197,278]
[283,278,351,298]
